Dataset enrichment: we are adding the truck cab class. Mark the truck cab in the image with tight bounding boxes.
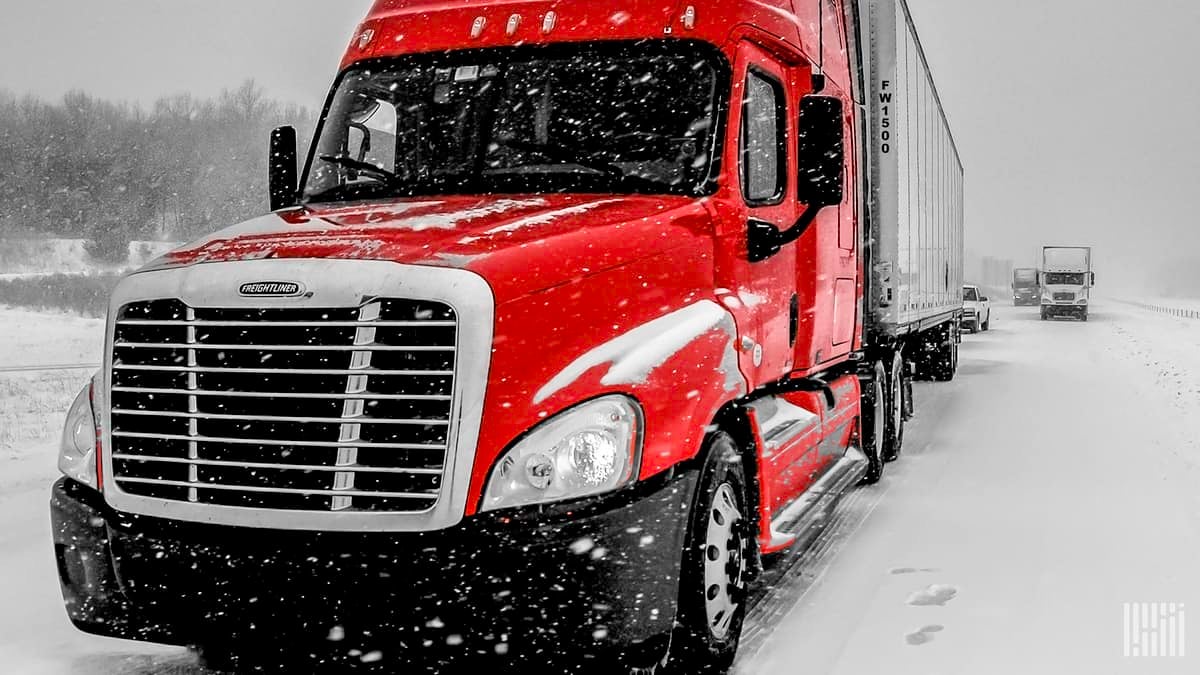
[1012,267,1039,306]
[49,1,962,672]
[1040,246,1094,321]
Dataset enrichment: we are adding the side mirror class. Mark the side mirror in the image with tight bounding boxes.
[1090,272,1096,286]
[981,296,990,302]
[748,95,845,263]
[797,95,845,207]
[269,126,299,212]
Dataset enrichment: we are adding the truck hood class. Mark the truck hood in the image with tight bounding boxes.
[151,194,711,304]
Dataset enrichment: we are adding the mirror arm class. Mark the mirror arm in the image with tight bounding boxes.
[778,203,825,249]
[749,202,827,263]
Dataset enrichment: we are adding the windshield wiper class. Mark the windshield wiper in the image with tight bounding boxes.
[318,154,398,182]
[495,139,675,192]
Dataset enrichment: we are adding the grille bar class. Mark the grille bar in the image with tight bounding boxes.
[112,409,450,426]
[117,319,456,328]
[114,477,439,500]
[113,364,453,376]
[115,342,454,352]
[112,430,446,451]
[111,454,443,475]
[112,386,450,401]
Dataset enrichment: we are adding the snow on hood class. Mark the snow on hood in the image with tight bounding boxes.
[533,300,743,404]
[146,194,708,304]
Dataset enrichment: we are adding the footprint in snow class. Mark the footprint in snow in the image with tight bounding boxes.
[907,584,958,606]
[905,624,944,646]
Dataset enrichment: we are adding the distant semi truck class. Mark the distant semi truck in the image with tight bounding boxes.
[1012,267,1039,306]
[1040,246,1094,321]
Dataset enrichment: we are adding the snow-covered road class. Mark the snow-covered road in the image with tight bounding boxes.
[4,302,1200,673]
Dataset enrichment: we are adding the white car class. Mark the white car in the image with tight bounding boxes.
[963,285,991,333]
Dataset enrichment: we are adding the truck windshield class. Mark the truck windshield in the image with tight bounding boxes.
[1044,273,1085,285]
[302,42,725,203]
[963,287,979,301]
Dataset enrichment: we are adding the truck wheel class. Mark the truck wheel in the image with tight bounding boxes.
[1081,310,1089,322]
[883,352,905,463]
[1040,308,1048,321]
[860,361,886,483]
[668,432,751,674]
[982,316,990,331]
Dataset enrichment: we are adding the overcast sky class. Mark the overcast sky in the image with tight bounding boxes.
[907,0,1200,290]
[2,0,1197,292]
[0,1,372,110]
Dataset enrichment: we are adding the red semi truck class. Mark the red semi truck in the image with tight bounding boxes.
[51,0,962,671]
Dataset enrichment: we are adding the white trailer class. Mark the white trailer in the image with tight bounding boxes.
[861,0,965,378]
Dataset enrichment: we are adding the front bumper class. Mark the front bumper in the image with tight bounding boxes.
[52,468,697,668]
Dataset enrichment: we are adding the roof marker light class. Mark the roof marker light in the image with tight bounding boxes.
[682,6,697,30]
[542,11,557,34]
[507,14,522,36]
[357,28,376,49]
[470,16,487,39]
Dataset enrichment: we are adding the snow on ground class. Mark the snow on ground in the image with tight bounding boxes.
[0,309,184,675]
[0,308,105,492]
[736,300,1200,674]
[5,301,1200,672]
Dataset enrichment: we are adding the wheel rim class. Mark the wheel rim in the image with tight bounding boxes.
[703,483,745,641]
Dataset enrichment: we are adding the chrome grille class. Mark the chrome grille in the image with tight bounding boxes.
[1053,292,1075,302]
[109,298,457,513]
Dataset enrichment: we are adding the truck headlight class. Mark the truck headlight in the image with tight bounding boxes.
[481,396,641,512]
[59,372,102,490]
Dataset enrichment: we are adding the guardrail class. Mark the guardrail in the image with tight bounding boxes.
[0,363,100,374]
[1122,301,1200,319]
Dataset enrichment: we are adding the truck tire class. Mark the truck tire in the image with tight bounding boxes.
[982,314,990,331]
[668,432,751,675]
[1081,310,1089,322]
[883,352,905,463]
[1040,308,1049,321]
[860,361,886,483]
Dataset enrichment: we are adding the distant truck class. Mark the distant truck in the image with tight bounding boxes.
[1040,246,1094,321]
[1012,267,1039,306]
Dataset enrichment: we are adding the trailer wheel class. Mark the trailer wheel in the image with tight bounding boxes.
[860,361,886,483]
[668,432,751,674]
[883,352,905,462]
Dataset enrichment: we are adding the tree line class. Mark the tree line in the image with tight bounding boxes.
[0,81,314,261]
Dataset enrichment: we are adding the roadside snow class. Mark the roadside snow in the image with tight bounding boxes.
[0,308,105,492]
[735,302,1200,674]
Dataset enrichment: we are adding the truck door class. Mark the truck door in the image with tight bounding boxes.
[724,42,802,386]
